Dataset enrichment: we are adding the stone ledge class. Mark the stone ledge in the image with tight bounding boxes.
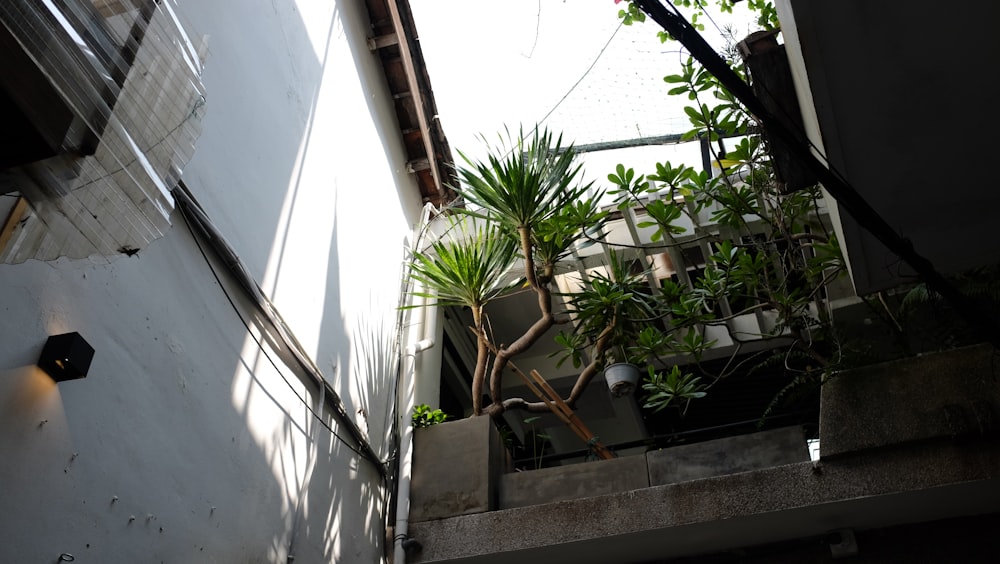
[410,416,508,522]
[408,439,1000,563]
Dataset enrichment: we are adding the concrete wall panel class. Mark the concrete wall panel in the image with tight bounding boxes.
[500,455,649,510]
[647,426,809,486]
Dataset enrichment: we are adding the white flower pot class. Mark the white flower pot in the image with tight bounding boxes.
[605,362,640,398]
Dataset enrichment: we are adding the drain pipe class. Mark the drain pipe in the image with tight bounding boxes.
[394,288,437,563]
[394,207,440,564]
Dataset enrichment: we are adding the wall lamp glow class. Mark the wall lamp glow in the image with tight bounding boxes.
[38,332,94,382]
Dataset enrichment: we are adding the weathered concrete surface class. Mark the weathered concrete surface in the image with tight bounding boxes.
[499,455,649,510]
[408,439,1000,563]
[410,416,508,522]
[647,426,809,486]
[821,343,1000,458]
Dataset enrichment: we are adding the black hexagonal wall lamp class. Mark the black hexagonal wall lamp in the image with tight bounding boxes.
[38,332,94,382]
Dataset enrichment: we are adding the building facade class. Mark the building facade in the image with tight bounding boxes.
[0,1,445,561]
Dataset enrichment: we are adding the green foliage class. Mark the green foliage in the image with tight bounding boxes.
[533,196,607,267]
[552,330,587,369]
[456,127,607,280]
[560,251,657,365]
[604,0,846,419]
[457,128,595,234]
[642,365,707,414]
[520,416,552,469]
[621,1,780,35]
[412,404,450,428]
[407,1,845,424]
[617,1,646,25]
[741,0,780,30]
[408,218,520,310]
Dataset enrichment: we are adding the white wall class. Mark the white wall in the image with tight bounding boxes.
[0,0,424,562]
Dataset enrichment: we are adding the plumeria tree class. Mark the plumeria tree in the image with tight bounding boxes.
[603,0,844,414]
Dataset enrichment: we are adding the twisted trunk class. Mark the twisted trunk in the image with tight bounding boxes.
[471,306,488,416]
[492,321,615,416]
[486,225,557,416]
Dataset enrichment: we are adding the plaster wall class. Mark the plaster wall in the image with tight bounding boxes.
[0,0,424,562]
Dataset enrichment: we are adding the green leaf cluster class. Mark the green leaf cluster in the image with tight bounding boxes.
[641,365,707,414]
[412,404,450,428]
[408,0,845,421]
[409,219,520,310]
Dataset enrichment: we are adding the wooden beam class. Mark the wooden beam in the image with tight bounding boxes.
[384,0,446,201]
[529,370,616,460]
[367,33,399,51]
[406,158,430,172]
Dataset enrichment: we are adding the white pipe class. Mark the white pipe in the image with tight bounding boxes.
[394,207,439,564]
[394,294,437,564]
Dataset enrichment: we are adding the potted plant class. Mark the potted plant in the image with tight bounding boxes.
[551,249,654,399]
[605,361,641,397]
[408,115,845,426]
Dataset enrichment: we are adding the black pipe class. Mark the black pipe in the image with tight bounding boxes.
[633,0,1000,346]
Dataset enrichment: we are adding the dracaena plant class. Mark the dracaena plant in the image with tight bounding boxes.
[410,128,608,417]
[409,218,520,413]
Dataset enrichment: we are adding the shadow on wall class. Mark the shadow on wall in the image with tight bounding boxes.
[219,0,405,561]
[0,245,319,562]
[291,1,427,558]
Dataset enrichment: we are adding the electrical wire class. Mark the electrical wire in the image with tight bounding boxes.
[532,20,625,139]
[522,0,541,59]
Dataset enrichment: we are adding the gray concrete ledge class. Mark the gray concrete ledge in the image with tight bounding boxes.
[408,439,1000,564]
[410,416,508,522]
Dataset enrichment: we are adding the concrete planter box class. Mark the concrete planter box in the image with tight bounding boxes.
[411,340,996,520]
[820,343,999,458]
[646,426,810,486]
[412,417,810,517]
[410,416,509,522]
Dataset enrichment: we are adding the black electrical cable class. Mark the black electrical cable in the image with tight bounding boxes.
[632,0,1000,347]
[172,183,388,476]
[176,197,369,460]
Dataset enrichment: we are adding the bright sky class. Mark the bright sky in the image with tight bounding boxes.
[410,1,759,190]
